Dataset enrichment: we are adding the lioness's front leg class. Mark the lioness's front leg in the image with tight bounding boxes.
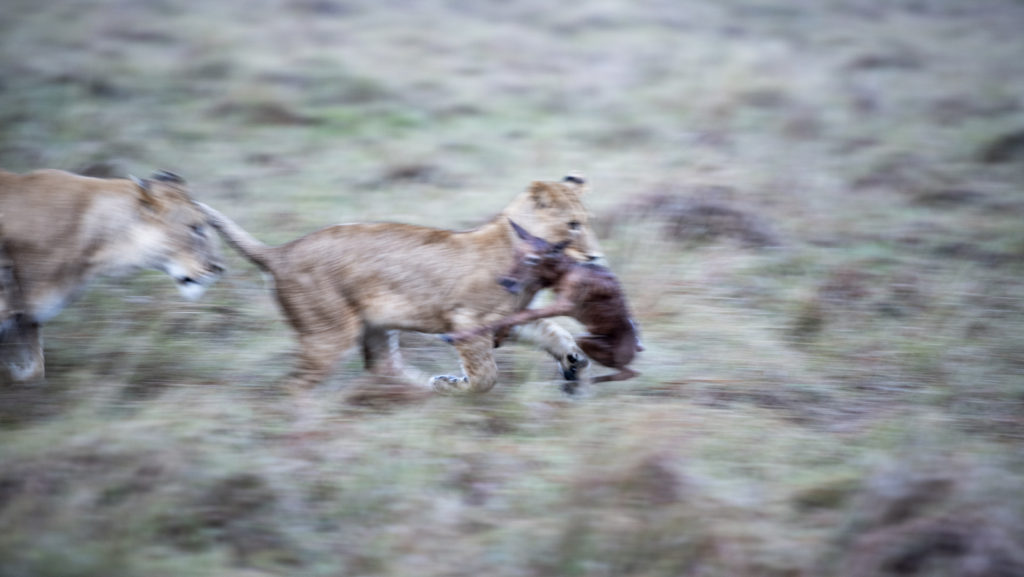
[0,315,44,384]
[0,249,43,384]
[430,333,498,394]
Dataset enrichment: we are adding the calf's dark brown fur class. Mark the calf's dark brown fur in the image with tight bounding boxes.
[445,220,642,390]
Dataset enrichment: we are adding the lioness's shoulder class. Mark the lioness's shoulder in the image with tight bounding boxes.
[8,168,80,182]
[1,168,102,191]
[0,169,126,206]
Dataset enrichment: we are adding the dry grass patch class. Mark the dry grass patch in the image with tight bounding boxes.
[3,0,1024,574]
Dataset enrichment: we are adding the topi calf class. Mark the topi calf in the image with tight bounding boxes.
[444,220,642,391]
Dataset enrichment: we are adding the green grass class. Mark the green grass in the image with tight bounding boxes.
[3,0,1024,575]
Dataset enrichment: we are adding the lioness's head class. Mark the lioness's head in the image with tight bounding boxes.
[502,175,604,264]
[129,171,224,300]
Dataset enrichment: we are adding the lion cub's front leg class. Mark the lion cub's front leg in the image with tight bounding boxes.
[430,333,498,394]
[512,319,591,381]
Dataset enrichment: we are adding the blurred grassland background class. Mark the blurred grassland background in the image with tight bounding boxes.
[2,0,1024,575]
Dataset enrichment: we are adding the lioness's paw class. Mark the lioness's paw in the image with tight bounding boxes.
[430,375,470,393]
[559,351,590,381]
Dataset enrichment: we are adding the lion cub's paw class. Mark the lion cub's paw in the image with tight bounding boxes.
[430,375,471,394]
[559,351,590,381]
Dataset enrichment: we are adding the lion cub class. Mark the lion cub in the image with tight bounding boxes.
[200,177,604,393]
[445,220,642,391]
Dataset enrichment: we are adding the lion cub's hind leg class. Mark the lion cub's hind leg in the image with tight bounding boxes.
[362,326,429,386]
[285,321,361,392]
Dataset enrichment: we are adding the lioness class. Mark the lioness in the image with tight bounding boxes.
[0,169,225,383]
[200,176,603,392]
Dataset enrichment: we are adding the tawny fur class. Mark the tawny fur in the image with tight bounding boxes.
[0,169,224,383]
[199,177,604,393]
[446,220,642,389]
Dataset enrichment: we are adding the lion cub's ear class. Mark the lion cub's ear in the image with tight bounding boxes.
[562,174,586,187]
[529,181,555,209]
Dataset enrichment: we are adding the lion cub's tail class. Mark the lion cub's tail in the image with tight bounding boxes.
[196,202,274,271]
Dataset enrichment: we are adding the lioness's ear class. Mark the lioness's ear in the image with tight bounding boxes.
[563,174,586,187]
[150,170,186,185]
[130,175,159,208]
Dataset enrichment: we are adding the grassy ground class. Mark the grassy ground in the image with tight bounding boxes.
[2,0,1024,575]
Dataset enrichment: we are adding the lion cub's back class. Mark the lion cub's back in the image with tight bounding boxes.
[274,221,514,329]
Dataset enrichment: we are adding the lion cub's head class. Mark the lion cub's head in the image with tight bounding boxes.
[129,171,224,300]
[502,175,603,264]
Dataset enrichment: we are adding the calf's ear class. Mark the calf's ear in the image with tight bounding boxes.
[508,219,551,251]
[508,219,531,241]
